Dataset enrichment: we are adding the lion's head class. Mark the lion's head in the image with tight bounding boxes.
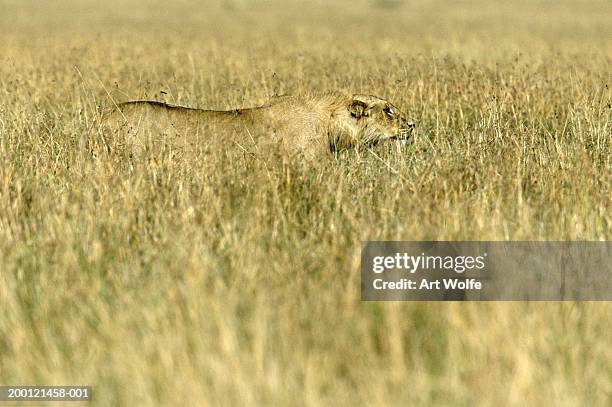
[348,94,414,146]
[328,94,415,151]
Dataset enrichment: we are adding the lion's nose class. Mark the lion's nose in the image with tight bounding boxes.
[406,122,416,130]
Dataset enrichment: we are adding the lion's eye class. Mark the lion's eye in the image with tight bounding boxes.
[383,106,394,116]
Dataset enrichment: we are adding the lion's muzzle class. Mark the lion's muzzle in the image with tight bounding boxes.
[393,121,415,140]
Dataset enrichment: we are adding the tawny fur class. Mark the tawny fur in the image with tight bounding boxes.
[93,94,414,159]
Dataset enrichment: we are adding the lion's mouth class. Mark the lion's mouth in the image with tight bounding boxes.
[366,123,415,147]
[367,133,410,148]
[390,130,412,141]
[391,122,415,144]
[390,134,410,141]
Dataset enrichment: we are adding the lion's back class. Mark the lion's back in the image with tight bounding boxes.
[89,94,352,159]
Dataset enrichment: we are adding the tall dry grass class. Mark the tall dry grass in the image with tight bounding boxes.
[0,0,610,405]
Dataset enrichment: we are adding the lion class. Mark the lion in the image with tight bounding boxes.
[91,93,415,159]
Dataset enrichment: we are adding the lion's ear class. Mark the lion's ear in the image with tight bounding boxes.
[348,99,369,118]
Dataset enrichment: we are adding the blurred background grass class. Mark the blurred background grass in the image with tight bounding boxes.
[0,1,611,405]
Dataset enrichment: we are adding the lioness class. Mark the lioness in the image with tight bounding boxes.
[94,93,414,158]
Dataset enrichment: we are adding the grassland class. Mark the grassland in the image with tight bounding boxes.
[0,0,611,405]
